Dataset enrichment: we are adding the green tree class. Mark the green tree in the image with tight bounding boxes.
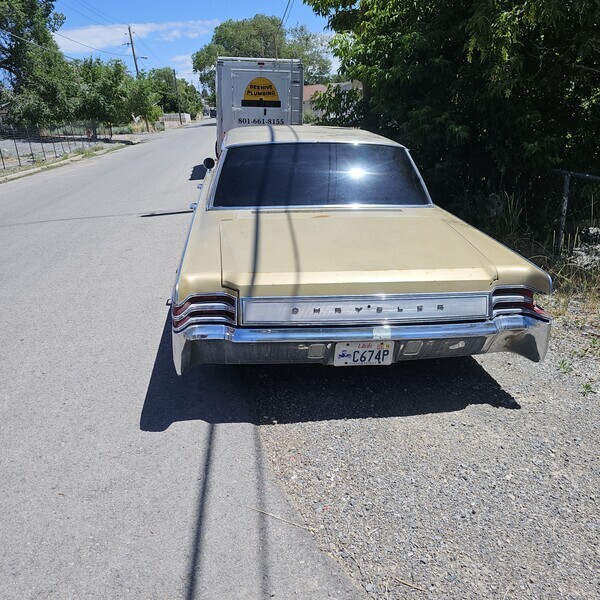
[305,0,600,213]
[2,2,167,128]
[192,15,284,96]
[466,0,600,177]
[148,67,178,111]
[148,67,202,118]
[213,14,284,58]
[283,25,331,84]
[192,14,333,94]
[179,79,202,119]
[0,0,64,84]
[1,0,76,124]
[191,43,220,99]
[75,58,132,130]
[312,85,363,126]
[128,72,161,123]
[9,43,77,124]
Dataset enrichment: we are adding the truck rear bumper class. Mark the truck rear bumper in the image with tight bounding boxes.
[172,314,551,374]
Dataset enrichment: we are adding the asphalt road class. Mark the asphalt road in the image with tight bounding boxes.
[0,122,361,599]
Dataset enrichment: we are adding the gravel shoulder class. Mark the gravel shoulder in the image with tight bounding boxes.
[249,296,599,599]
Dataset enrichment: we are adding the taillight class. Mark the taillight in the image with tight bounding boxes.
[172,293,237,331]
[492,288,551,320]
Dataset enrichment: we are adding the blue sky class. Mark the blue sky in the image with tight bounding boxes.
[52,0,331,83]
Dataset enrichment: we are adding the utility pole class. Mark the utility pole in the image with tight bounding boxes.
[128,25,139,75]
[127,25,151,132]
[172,68,183,125]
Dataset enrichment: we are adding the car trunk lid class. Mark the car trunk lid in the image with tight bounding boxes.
[220,211,498,297]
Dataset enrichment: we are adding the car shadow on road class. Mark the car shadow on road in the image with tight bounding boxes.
[187,121,216,128]
[189,165,207,181]
[140,314,519,432]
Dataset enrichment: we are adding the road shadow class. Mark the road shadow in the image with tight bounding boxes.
[140,314,252,432]
[140,313,519,432]
[189,165,207,181]
[186,121,216,128]
[140,210,192,218]
[245,358,518,425]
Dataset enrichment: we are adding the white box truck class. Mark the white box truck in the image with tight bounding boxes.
[215,57,304,152]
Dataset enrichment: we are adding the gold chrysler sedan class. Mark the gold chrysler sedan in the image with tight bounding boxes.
[171,125,552,374]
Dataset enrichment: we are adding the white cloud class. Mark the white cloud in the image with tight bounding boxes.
[53,19,219,54]
[171,54,193,70]
[169,54,197,84]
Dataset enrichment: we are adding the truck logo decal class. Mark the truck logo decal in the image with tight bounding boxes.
[242,77,281,108]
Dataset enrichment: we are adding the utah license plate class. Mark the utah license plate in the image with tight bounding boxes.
[333,342,394,366]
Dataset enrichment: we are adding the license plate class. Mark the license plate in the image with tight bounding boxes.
[333,342,394,366]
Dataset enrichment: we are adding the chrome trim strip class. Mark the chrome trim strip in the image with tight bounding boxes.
[492,283,552,296]
[209,204,435,212]
[171,292,239,332]
[172,207,200,303]
[223,138,408,151]
[492,284,534,293]
[242,291,492,301]
[172,314,552,373]
[405,148,434,205]
[245,206,435,214]
[171,167,217,300]
[172,291,237,309]
[492,294,532,306]
[173,315,236,333]
[492,307,550,321]
[241,292,492,326]
[182,321,500,343]
[205,146,228,211]
[172,302,236,322]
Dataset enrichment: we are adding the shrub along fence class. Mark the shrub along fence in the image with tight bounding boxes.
[0,122,114,170]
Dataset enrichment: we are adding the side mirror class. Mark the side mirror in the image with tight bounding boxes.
[189,202,198,211]
[203,157,215,171]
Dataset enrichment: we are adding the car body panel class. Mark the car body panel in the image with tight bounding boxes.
[175,206,551,300]
[218,210,499,297]
[171,125,552,373]
[222,124,403,148]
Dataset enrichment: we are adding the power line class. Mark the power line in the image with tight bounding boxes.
[69,0,124,26]
[281,0,294,28]
[283,0,295,28]
[53,31,130,56]
[2,30,80,61]
[280,0,292,25]
[55,0,127,35]
[133,31,163,67]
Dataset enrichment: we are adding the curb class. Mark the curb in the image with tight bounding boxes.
[0,146,122,184]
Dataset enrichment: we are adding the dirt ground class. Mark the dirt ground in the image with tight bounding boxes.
[254,295,599,599]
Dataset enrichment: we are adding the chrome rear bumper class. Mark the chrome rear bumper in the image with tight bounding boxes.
[172,314,551,374]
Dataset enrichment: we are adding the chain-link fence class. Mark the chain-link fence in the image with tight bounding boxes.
[0,122,113,171]
[553,170,599,252]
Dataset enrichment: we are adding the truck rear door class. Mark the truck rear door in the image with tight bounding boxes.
[229,69,291,130]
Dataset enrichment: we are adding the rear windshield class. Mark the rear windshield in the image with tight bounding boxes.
[212,142,430,208]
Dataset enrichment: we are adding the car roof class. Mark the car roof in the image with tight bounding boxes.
[223,125,405,149]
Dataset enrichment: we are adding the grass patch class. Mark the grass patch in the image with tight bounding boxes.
[557,359,573,374]
[447,191,599,318]
[581,382,595,396]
